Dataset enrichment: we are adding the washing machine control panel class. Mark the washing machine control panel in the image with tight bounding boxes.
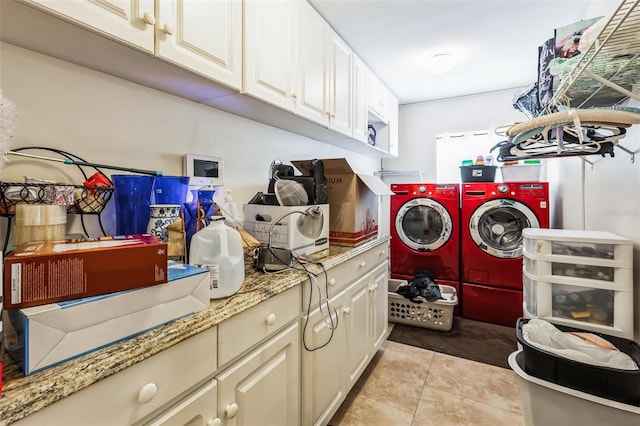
[418,185,427,193]
[497,184,509,193]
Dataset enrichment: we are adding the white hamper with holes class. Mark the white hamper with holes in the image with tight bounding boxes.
[388,279,458,331]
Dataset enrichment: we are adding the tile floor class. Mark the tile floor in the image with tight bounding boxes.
[329,329,525,426]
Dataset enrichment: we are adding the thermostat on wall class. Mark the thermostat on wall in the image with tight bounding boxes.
[183,154,224,186]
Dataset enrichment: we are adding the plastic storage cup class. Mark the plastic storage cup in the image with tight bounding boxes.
[14,204,67,246]
[112,174,155,235]
[152,176,190,205]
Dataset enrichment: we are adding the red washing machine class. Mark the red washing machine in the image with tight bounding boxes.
[390,183,460,313]
[461,182,549,326]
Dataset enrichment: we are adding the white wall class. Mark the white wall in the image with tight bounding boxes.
[383,89,525,181]
[0,42,379,239]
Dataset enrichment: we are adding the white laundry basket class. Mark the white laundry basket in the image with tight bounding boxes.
[509,351,640,426]
[387,279,458,331]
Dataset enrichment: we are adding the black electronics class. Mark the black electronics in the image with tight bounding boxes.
[266,159,327,205]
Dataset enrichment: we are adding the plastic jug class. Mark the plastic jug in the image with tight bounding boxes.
[189,216,245,299]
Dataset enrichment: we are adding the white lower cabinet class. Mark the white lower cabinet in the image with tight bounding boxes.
[215,322,300,426]
[13,243,388,426]
[15,326,219,426]
[144,379,219,426]
[301,257,389,426]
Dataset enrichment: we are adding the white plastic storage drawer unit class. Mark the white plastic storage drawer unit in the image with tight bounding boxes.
[522,228,633,339]
[522,269,633,338]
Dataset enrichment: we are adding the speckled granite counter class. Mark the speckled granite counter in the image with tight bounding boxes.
[0,238,388,425]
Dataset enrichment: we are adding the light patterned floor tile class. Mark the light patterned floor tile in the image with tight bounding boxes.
[329,393,413,426]
[354,340,435,415]
[413,386,525,426]
[424,352,522,414]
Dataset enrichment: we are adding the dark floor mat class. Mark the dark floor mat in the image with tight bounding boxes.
[387,317,518,369]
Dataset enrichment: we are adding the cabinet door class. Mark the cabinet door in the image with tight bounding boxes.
[243,0,298,112]
[387,93,400,157]
[367,70,386,121]
[370,262,389,355]
[295,1,328,124]
[26,0,155,53]
[300,291,347,426]
[145,380,220,426]
[352,55,368,143]
[343,275,370,391]
[327,28,353,136]
[216,322,300,426]
[156,0,242,90]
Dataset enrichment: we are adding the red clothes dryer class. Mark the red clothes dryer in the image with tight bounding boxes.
[390,183,460,310]
[461,182,549,326]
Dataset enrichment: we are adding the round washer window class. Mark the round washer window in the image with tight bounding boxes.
[469,199,539,258]
[395,198,452,251]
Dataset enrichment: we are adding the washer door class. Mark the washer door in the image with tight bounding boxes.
[469,199,539,258]
[395,198,453,252]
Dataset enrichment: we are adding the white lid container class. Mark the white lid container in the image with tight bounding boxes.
[500,164,541,182]
[189,216,245,299]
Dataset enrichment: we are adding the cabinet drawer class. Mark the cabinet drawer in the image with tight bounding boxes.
[15,326,218,426]
[143,379,218,426]
[303,242,389,310]
[218,285,301,366]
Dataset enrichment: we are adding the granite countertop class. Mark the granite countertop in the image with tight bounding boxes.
[0,238,388,425]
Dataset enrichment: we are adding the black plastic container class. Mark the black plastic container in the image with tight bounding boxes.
[459,165,496,182]
[516,318,640,406]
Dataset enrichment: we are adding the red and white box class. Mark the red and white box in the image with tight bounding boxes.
[3,234,168,310]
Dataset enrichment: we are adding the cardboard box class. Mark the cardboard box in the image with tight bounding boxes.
[3,262,210,375]
[3,234,168,310]
[293,158,393,246]
[243,204,329,256]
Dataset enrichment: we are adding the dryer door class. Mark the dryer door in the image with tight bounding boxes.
[395,198,453,251]
[469,199,539,258]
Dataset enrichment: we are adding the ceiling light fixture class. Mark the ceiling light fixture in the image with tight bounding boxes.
[424,52,454,75]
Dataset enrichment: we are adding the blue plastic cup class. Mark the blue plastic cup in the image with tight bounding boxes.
[112,174,155,235]
[152,176,190,205]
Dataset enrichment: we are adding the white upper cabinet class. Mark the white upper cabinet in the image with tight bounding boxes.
[26,0,156,53]
[296,2,353,137]
[156,0,242,89]
[243,0,299,112]
[352,54,369,143]
[327,27,353,136]
[296,1,329,124]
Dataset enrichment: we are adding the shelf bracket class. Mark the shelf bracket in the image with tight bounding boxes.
[615,143,636,163]
[582,157,595,170]
[582,69,640,104]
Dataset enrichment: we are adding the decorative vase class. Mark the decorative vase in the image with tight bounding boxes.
[146,204,181,242]
[112,174,155,235]
[185,189,216,248]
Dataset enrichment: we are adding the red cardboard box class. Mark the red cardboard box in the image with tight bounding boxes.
[3,234,167,309]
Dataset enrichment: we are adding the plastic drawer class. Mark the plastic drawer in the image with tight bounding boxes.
[523,229,632,267]
[523,254,632,290]
[522,270,634,339]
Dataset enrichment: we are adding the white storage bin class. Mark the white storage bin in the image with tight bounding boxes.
[522,269,634,339]
[509,351,640,426]
[523,228,633,266]
[500,164,542,182]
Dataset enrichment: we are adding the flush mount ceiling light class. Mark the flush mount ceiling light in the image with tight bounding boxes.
[424,52,454,75]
